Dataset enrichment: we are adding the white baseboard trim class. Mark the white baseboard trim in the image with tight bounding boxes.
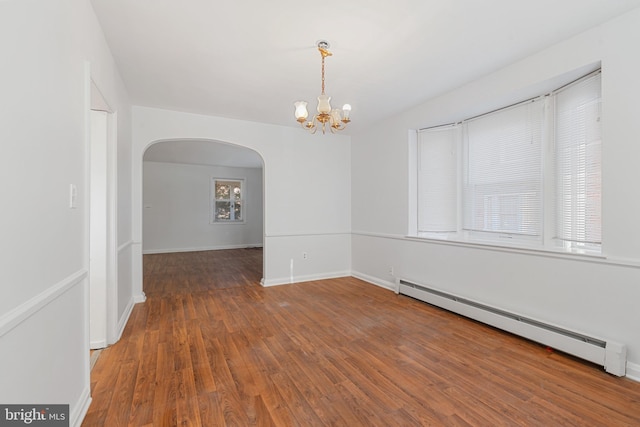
[71,386,92,427]
[262,271,350,287]
[143,244,263,255]
[626,361,640,382]
[133,292,147,304]
[90,339,107,350]
[350,271,396,292]
[0,269,88,337]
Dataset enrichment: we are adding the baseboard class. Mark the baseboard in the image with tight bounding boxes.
[350,271,396,292]
[626,361,640,382]
[143,244,263,255]
[262,271,351,287]
[0,269,87,337]
[71,386,91,427]
[133,292,146,304]
[90,338,107,350]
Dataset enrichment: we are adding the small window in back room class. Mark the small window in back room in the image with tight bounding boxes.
[211,178,244,223]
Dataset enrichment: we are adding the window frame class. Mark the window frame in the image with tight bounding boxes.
[210,177,246,224]
[412,70,602,255]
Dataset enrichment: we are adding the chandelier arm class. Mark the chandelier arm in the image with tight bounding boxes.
[301,117,316,133]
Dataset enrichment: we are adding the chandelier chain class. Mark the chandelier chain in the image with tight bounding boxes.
[321,55,325,95]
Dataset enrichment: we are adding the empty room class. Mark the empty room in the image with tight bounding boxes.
[2,1,640,426]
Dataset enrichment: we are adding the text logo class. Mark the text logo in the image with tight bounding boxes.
[0,405,68,426]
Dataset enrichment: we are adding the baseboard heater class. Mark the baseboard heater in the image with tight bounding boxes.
[397,279,627,376]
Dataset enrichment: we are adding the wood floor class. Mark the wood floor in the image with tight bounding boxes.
[83,248,640,426]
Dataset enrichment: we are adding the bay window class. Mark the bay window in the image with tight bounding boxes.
[416,70,601,253]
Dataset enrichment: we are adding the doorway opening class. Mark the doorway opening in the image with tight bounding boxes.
[89,82,117,349]
[141,139,265,296]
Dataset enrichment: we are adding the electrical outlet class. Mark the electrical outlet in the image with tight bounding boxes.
[388,266,394,275]
[302,252,308,260]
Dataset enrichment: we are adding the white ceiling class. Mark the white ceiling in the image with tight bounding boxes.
[91,0,640,165]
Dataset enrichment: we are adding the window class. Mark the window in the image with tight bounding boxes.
[417,125,458,235]
[554,74,602,252]
[462,98,544,240]
[416,70,601,253]
[211,178,244,223]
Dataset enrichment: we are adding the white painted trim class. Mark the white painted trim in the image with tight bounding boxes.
[626,362,640,383]
[351,230,640,269]
[131,242,144,304]
[351,271,396,292]
[143,243,263,254]
[133,292,147,304]
[265,231,351,238]
[106,110,119,346]
[90,338,107,349]
[71,386,92,427]
[262,271,350,287]
[113,296,135,344]
[0,270,88,337]
[118,239,134,253]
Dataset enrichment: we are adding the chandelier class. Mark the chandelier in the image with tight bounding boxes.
[294,40,351,134]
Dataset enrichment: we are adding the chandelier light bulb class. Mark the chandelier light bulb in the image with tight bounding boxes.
[342,104,351,121]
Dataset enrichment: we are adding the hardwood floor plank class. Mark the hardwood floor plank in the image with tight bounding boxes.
[83,248,640,426]
[174,368,202,426]
[269,371,325,426]
[103,361,138,426]
[186,323,217,394]
[127,330,158,427]
[152,342,178,427]
[195,392,225,427]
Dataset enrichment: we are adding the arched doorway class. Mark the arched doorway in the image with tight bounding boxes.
[141,139,265,294]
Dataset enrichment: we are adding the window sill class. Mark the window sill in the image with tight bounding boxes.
[210,220,246,225]
[405,233,606,262]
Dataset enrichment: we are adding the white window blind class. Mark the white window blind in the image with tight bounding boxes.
[417,126,458,233]
[554,72,601,248]
[413,69,601,253]
[462,98,544,237]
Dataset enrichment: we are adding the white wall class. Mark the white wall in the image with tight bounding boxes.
[351,8,640,379]
[143,161,264,253]
[132,107,351,290]
[0,1,132,425]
